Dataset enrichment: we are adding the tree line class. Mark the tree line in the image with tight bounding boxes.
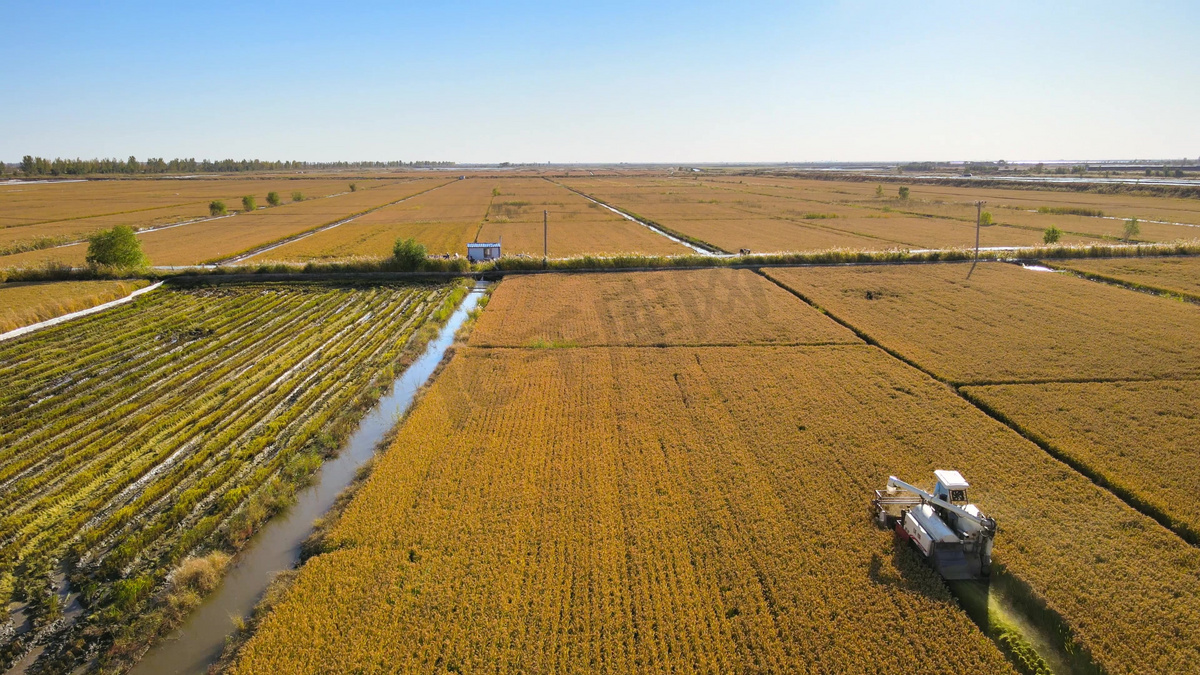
[15,156,455,177]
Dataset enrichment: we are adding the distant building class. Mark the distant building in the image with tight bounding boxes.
[467,241,501,262]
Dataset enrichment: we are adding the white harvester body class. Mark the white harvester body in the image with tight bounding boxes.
[872,470,996,580]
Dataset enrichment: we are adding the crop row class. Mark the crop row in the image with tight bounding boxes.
[0,280,458,671]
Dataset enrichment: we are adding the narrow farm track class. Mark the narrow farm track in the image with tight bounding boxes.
[0,280,459,672]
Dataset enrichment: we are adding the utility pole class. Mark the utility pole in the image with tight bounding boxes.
[543,209,548,267]
[967,200,984,279]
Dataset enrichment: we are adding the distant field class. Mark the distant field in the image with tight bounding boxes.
[3,174,1198,265]
[233,268,1200,674]
[247,178,491,260]
[963,380,1200,540]
[560,175,1199,253]
[0,279,150,332]
[712,176,1200,237]
[1051,255,1200,298]
[0,178,378,253]
[471,268,857,347]
[251,177,689,262]
[0,280,458,668]
[0,180,440,267]
[562,177,1113,252]
[476,179,689,256]
[764,262,1200,384]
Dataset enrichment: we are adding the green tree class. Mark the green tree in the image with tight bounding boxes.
[1123,217,1140,240]
[209,200,227,216]
[392,237,427,271]
[349,182,358,192]
[242,195,257,212]
[898,186,910,199]
[267,191,281,206]
[875,184,883,198]
[979,211,994,226]
[292,191,304,202]
[86,225,149,268]
[1043,226,1063,244]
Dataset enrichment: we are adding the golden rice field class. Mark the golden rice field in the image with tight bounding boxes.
[560,177,1117,252]
[558,174,1200,253]
[0,177,383,252]
[475,178,689,256]
[250,177,689,262]
[246,178,493,260]
[4,174,1198,266]
[232,346,1015,674]
[712,175,1200,232]
[471,268,858,347]
[962,380,1200,540]
[1050,255,1200,299]
[0,179,440,267]
[233,264,1200,673]
[0,279,150,333]
[764,262,1200,384]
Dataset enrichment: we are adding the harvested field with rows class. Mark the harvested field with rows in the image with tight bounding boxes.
[233,269,1200,674]
[0,279,461,670]
[0,279,149,333]
[764,262,1200,384]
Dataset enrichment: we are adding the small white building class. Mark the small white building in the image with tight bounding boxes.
[467,241,501,262]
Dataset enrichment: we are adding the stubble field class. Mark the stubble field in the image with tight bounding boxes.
[0,279,459,670]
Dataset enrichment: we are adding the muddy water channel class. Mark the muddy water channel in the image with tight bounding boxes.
[131,283,487,675]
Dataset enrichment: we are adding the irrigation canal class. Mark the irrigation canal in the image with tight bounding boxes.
[130,282,488,675]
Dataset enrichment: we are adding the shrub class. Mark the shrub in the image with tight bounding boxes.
[1123,217,1140,240]
[349,183,358,192]
[1043,226,1063,244]
[875,184,884,198]
[242,195,257,212]
[979,211,994,226]
[86,225,149,269]
[209,200,227,216]
[292,191,304,202]
[267,191,281,206]
[898,186,910,199]
[392,237,428,271]
[1037,206,1103,217]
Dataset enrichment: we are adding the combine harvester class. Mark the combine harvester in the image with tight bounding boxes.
[873,470,997,580]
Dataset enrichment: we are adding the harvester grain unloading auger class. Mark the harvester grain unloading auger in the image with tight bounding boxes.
[873,470,996,580]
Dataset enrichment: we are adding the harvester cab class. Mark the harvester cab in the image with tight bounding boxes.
[872,470,996,581]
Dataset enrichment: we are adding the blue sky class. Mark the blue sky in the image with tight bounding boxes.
[3,1,1197,163]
